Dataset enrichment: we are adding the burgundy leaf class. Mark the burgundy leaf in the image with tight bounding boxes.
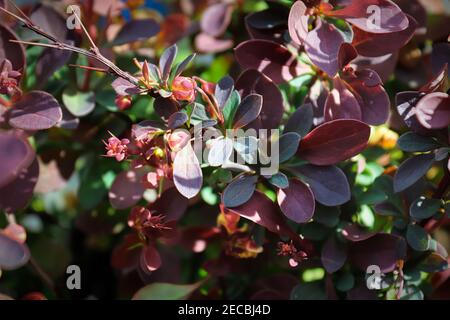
[431,43,450,76]
[324,77,362,121]
[235,69,284,130]
[352,15,418,57]
[277,179,315,223]
[338,43,358,69]
[36,47,72,86]
[420,64,448,94]
[112,19,160,46]
[8,91,62,130]
[200,3,233,37]
[342,224,376,242]
[0,24,25,74]
[111,78,141,96]
[330,0,409,34]
[235,40,308,84]
[227,191,292,237]
[154,96,179,121]
[396,91,427,133]
[345,75,390,125]
[299,119,370,165]
[349,233,406,273]
[288,0,309,46]
[140,244,161,274]
[415,92,450,129]
[0,233,30,270]
[195,33,234,53]
[0,133,35,188]
[173,143,203,199]
[304,19,344,77]
[232,94,263,129]
[353,52,398,83]
[30,5,67,40]
[0,157,39,212]
[292,164,351,206]
[321,236,348,273]
[109,170,145,209]
[151,188,188,221]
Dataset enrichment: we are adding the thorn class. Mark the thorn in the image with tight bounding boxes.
[68,64,108,73]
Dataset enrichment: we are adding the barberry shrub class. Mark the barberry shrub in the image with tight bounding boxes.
[0,0,449,300]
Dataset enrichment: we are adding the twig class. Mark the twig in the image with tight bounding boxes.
[0,4,140,87]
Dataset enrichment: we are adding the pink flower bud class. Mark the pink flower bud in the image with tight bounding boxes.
[172,76,196,102]
[115,95,132,111]
[167,129,191,152]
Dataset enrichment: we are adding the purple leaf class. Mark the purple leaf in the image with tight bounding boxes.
[109,170,145,209]
[279,132,302,163]
[292,164,351,206]
[352,15,418,57]
[0,234,30,270]
[140,244,161,274]
[112,77,142,96]
[200,3,233,37]
[338,43,358,69]
[227,191,292,236]
[349,233,406,273]
[215,76,234,110]
[0,133,34,188]
[321,237,348,273]
[8,91,62,130]
[284,103,314,137]
[154,96,179,121]
[299,119,370,165]
[288,0,309,46]
[342,224,376,242]
[277,178,315,223]
[0,157,39,212]
[394,153,435,193]
[0,24,25,73]
[345,75,390,126]
[112,19,160,45]
[331,0,409,34]
[30,5,67,40]
[304,19,345,77]
[151,188,188,221]
[324,77,362,121]
[232,94,263,129]
[415,92,450,129]
[173,143,202,199]
[167,112,188,129]
[236,69,284,130]
[36,47,72,86]
[235,40,308,84]
[159,45,177,82]
[223,175,258,208]
[195,33,234,53]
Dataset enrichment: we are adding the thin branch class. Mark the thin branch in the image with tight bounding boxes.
[1,4,141,87]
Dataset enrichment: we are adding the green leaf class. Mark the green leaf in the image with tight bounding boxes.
[406,224,430,251]
[409,196,442,221]
[62,88,95,117]
[336,272,355,292]
[132,282,202,300]
[397,132,441,152]
[399,286,424,300]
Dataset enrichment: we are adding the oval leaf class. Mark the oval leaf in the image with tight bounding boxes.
[410,196,442,221]
[109,170,145,209]
[277,178,315,223]
[292,164,351,206]
[0,233,30,270]
[133,282,201,300]
[62,88,95,117]
[279,132,301,163]
[223,175,258,208]
[415,92,450,129]
[112,19,160,46]
[232,94,263,129]
[173,142,203,199]
[299,119,370,166]
[394,154,435,193]
[9,91,62,130]
[321,237,348,273]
